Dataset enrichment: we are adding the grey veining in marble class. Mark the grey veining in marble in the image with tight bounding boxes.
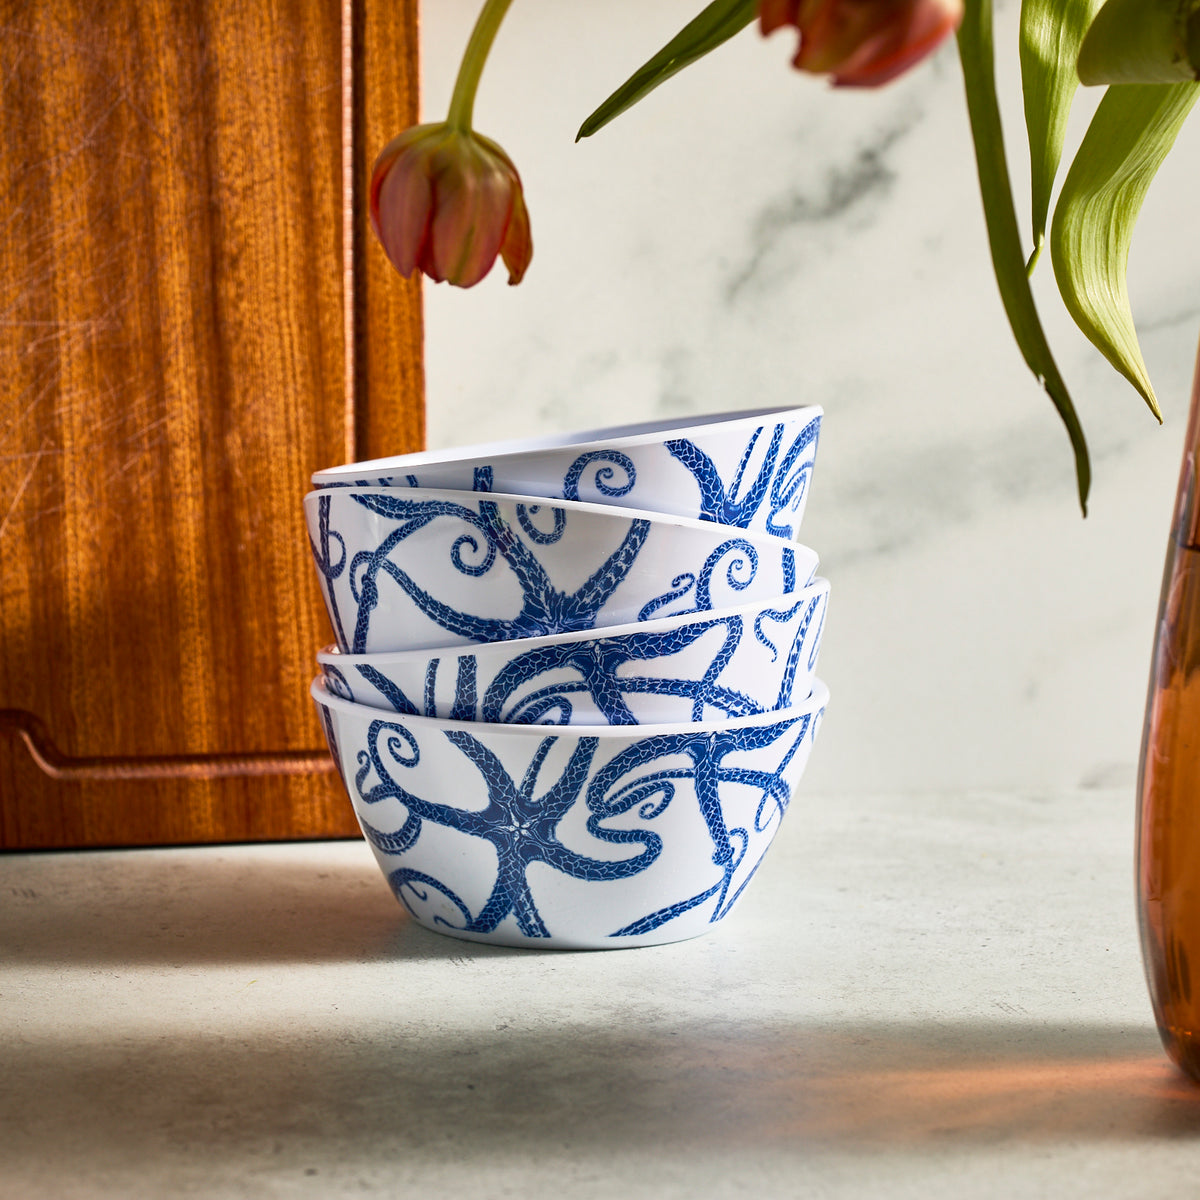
[415,1,1200,797]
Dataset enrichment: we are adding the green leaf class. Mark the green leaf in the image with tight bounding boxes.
[957,0,1091,513]
[1049,82,1199,420]
[576,0,758,142]
[1078,0,1200,85]
[1019,0,1104,273]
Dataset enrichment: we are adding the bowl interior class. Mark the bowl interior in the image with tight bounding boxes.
[312,404,821,481]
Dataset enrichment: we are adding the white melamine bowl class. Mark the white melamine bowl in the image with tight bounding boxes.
[312,675,829,949]
[305,487,818,654]
[312,405,822,541]
[318,577,829,726]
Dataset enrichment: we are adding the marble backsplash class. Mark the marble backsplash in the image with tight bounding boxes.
[417,1,1200,796]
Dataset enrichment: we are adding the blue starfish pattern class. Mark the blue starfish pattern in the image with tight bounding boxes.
[586,717,813,934]
[665,414,821,539]
[347,708,816,941]
[327,591,824,725]
[637,536,774,622]
[327,590,824,725]
[354,722,659,938]
[341,492,652,653]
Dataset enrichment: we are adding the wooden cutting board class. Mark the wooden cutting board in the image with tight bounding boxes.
[0,0,423,848]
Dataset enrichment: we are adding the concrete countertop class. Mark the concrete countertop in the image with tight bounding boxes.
[4,787,1199,1198]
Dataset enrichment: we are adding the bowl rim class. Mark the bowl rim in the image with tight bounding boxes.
[303,484,822,556]
[312,673,829,738]
[317,576,830,666]
[311,404,823,482]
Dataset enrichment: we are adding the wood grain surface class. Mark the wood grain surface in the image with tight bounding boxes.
[0,0,423,848]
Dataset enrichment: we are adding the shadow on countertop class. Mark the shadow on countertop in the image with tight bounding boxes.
[0,841,511,967]
[2,1017,1198,1181]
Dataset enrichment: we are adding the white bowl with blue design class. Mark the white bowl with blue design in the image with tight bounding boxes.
[317,576,829,727]
[305,486,819,655]
[312,674,829,949]
[311,405,822,542]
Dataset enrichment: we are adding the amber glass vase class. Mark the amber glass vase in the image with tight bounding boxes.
[1138,338,1200,1081]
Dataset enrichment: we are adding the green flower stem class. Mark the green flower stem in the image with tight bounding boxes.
[446,0,514,131]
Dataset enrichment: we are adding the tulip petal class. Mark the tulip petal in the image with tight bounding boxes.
[500,178,533,285]
[795,0,883,76]
[370,126,444,279]
[375,150,435,279]
[759,0,802,36]
[429,136,513,287]
[825,0,964,86]
[367,123,532,289]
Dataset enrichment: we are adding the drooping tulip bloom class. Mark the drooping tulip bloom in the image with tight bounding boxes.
[369,121,533,288]
[759,0,964,87]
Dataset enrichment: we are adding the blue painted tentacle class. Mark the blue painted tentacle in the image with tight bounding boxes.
[666,424,782,530]
[542,832,662,881]
[475,499,559,611]
[610,879,723,937]
[516,504,567,545]
[766,415,820,539]
[695,538,759,611]
[566,518,653,620]
[351,492,482,525]
[321,663,355,703]
[480,644,580,722]
[423,659,439,717]
[612,677,761,719]
[665,438,725,517]
[386,867,475,929]
[773,595,820,709]
[354,663,422,716]
[358,555,521,648]
[563,450,637,501]
[469,867,550,938]
[588,767,690,829]
[689,616,743,721]
[719,424,781,526]
[637,573,697,621]
[347,517,434,650]
[359,810,423,856]
[690,739,735,867]
[753,595,808,658]
[501,692,577,725]
[518,734,559,799]
[449,656,479,722]
[316,704,348,795]
[586,734,696,817]
[309,494,350,649]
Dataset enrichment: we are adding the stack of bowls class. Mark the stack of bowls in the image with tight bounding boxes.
[305,405,830,950]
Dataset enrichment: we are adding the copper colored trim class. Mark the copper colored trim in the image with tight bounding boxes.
[0,709,336,781]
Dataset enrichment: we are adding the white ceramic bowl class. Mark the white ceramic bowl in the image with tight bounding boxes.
[306,487,819,654]
[318,577,829,726]
[311,405,822,541]
[312,674,829,949]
